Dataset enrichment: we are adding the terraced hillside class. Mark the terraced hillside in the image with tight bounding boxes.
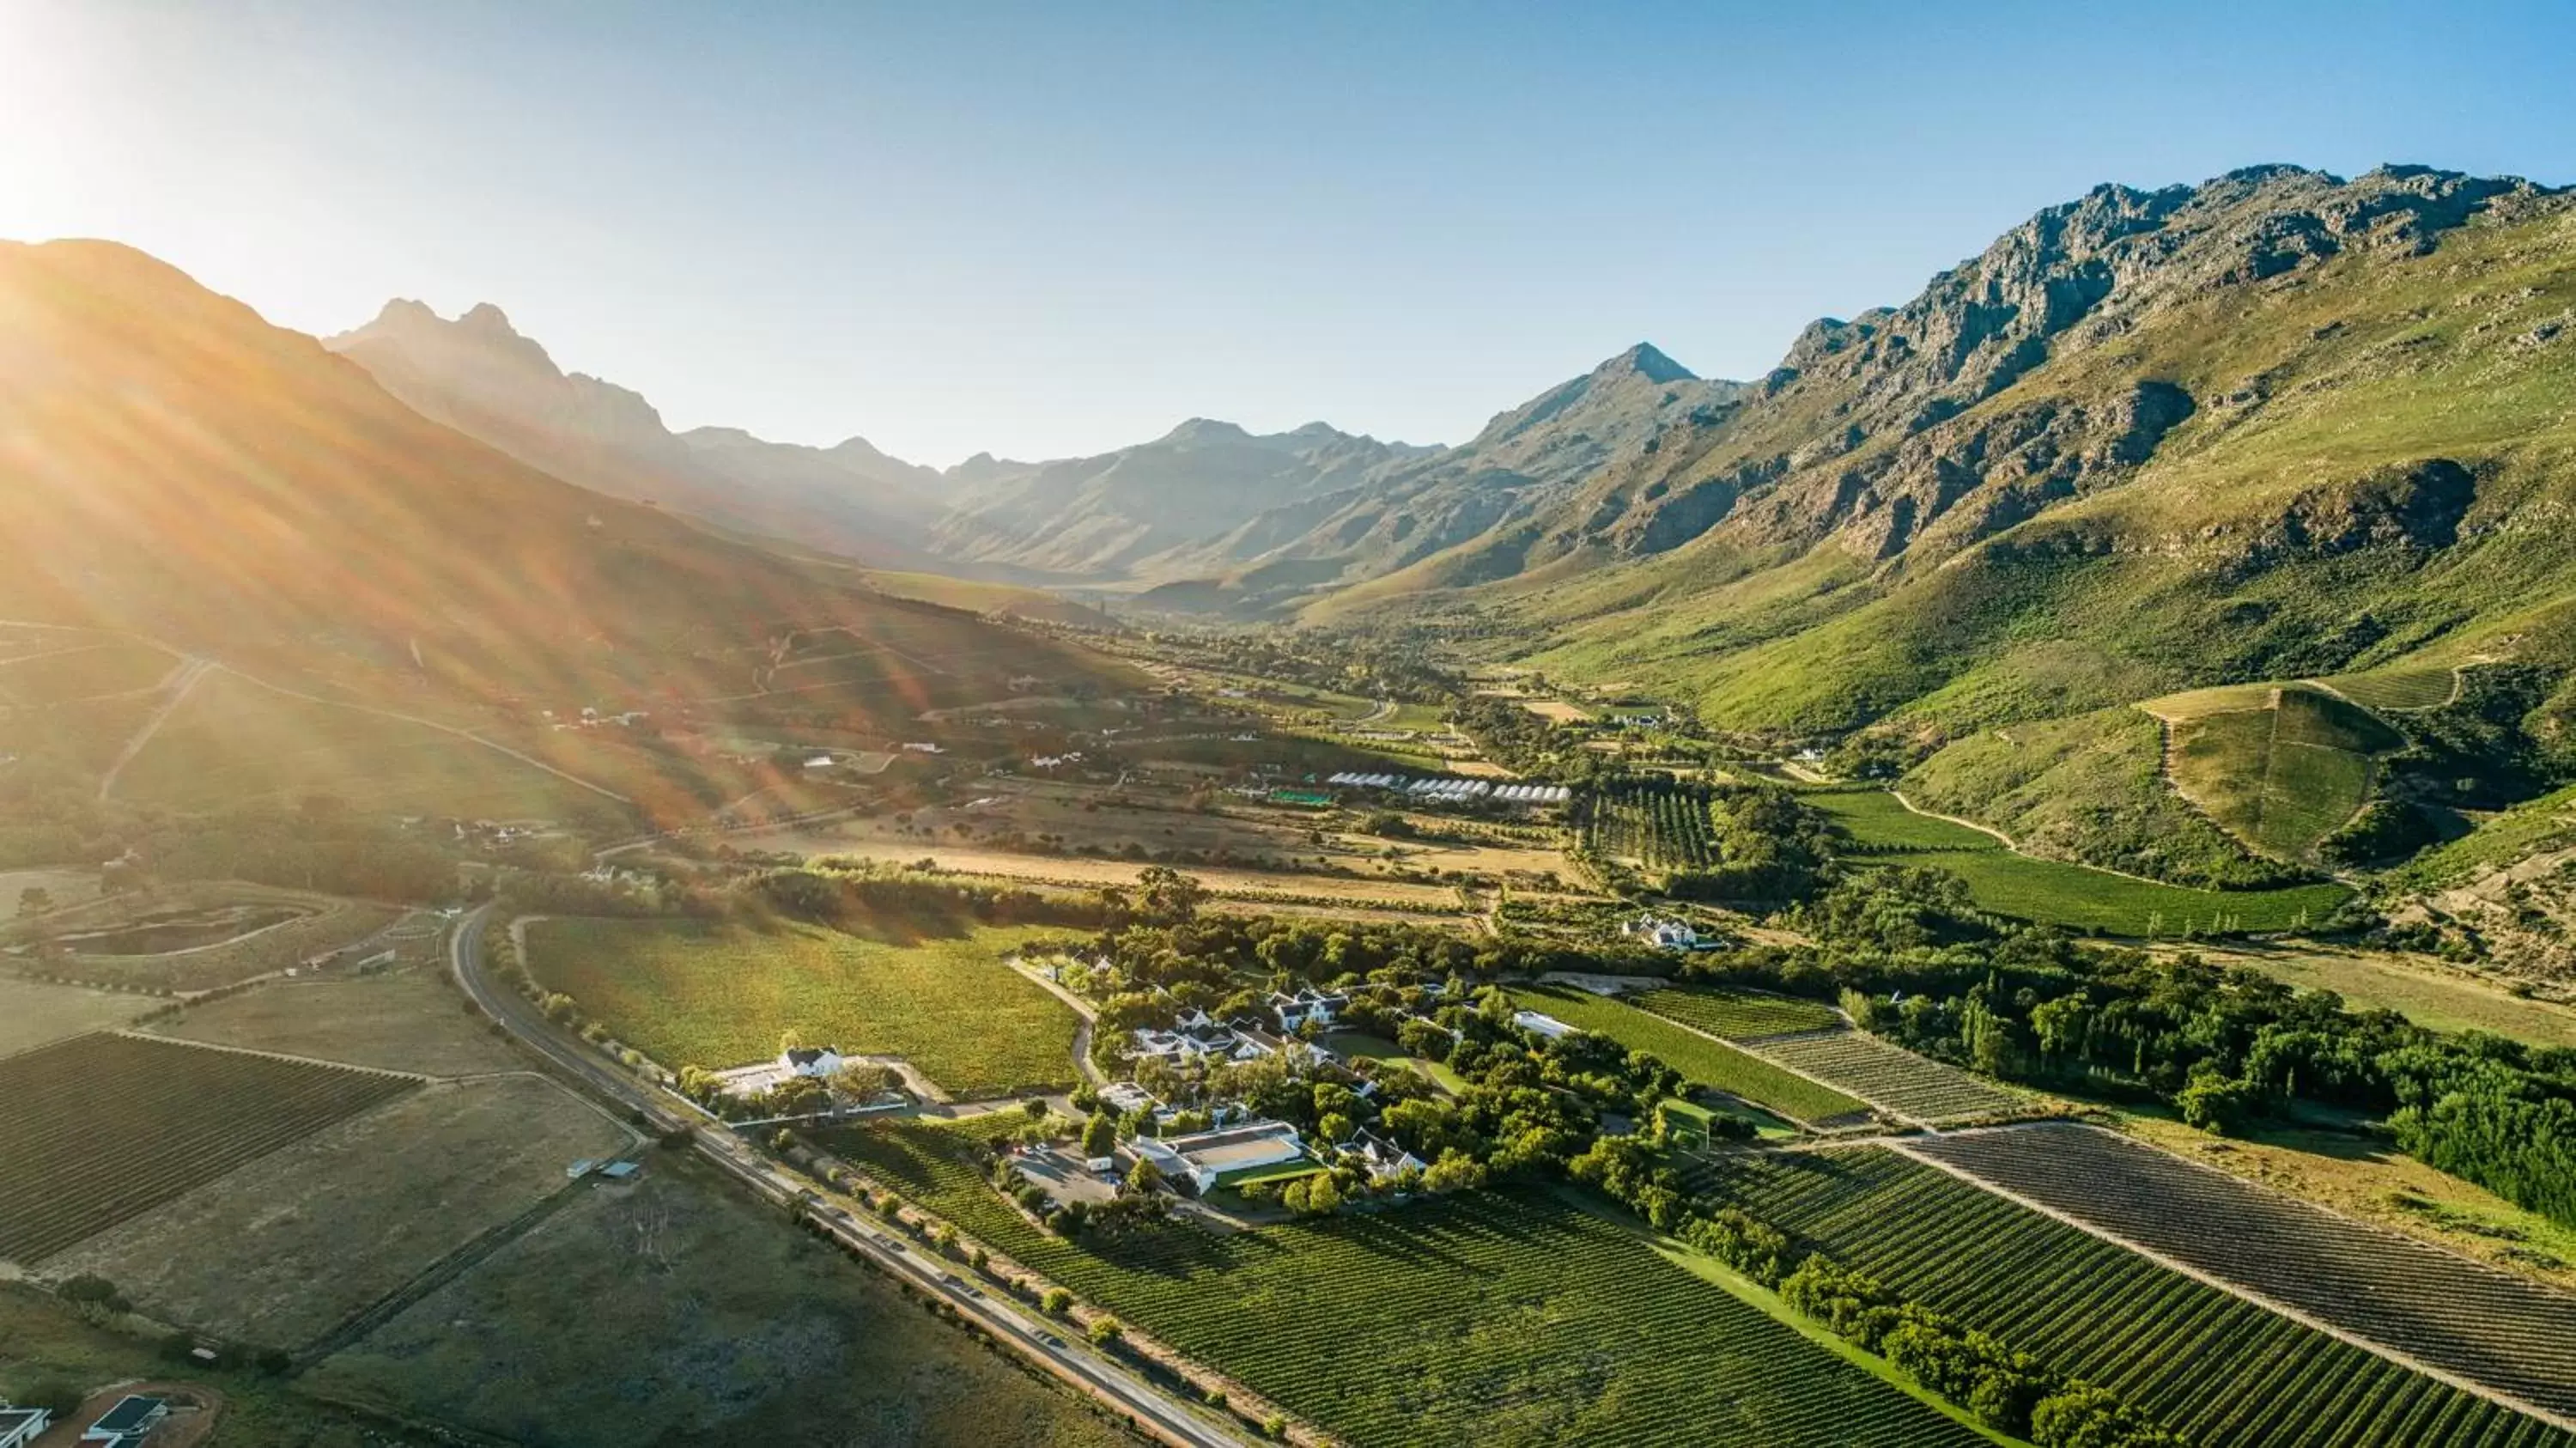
[1911,1123,2576,1422]
[1691,1146,2574,1448]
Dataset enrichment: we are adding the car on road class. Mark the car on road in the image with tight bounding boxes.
[875,1235,906,1252]
[1036,1332,1069,1351]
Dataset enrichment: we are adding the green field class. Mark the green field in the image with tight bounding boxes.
[1690,1147,2572,1448]
[2167,686,2399,858]
[1579,776,1717,870]
[2316,667,2458,713]
[1629,985,1840,1040]
[1747,1031,2028,1125]
[522,917,1082,1096]
[826,1115,1988,1448]
[1809,788,2353,934]
[2399,782,2576,884]
[1509,985,1871,1124]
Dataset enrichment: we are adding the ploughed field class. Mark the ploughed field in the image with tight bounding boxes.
[1912,1123,2576,1421]
[826,1115,1988,1448]
[522,917,1081,1097]
[1507,984,1872,1126]
[1747,1031,2028,1126]
[1689,1146,2573,1448]
[0,1033,416,1264]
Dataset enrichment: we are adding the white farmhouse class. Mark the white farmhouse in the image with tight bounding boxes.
[781,1045,846,1078]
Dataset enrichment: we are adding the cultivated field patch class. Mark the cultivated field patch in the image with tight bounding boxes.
[1910,1122,2576,1421]
[0,1034,416,1264]
[1629,984,1841,1041]
[307,1153,1133,1448]
[828,1115,1990,1448]
[1808,788,2354,934]
[1508,985,1872,1125]
[2167,685,2398,859]
[2316,666,2459,713]
[48,1075,624,1348]
[1747,1031,2029,1126]
[524,917,1081,1096]
[1690,1147,2572,1448]
[0,976,157,1056]
[149,966,524,1078]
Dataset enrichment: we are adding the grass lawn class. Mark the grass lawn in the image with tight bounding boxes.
[522,917,1082,1097]
[824,1115,1988,1448]
[0,976,156,1056]
[1509,985,1871,1124]
[2180,942,2576,1049]
[1322,1029,1468,1093]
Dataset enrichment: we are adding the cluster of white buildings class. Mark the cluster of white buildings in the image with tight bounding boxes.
[1620,916,1716,952]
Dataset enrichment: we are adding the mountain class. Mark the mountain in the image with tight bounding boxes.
[0,240,1114,717]
[1128,343,1748,613]
[1342,164,2574,889]
[326,300,949,567]
[925,417,1437,577]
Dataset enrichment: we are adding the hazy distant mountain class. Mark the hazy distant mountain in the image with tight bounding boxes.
[1127,342,1750,613]
[926,418,1437,576]
[0,240,1109,714]
[326,301,948,567]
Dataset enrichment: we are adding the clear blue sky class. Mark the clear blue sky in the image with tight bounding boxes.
[3,0,2570,465]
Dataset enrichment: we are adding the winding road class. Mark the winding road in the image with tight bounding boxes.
[447,907,1251,1448]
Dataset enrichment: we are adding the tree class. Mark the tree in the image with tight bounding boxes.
[1042,1287,1073,1316]
[16,885,52,917]
[1126,1157,1165,1196]
[1088,1315,1124,1348]
[1081,1110,1120,1160]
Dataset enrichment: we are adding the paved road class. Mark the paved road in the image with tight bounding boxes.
[447,906,1252,1448]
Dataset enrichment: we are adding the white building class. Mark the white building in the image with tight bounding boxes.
[1134,1120,1305,1194]
[1268,988,1347,1033]
[1621,916,1710,951]
[1511,1009,1576,1041]
[782,1046,845,1078]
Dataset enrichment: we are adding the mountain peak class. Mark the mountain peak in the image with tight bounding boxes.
[458,301,519,337]
[1160,417,1254,446]
[1601,342,1694,384]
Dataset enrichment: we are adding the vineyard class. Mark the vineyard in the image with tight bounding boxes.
[1630,985,1841,1041]
[524,918,1083,1097]
[2315,667,2460,713]
[1577,776,1716,870]
[0,1032,416,1264]
[1688,1146,2573,1448]
[1508,986,1872,1125]
[1912,1123,2576,1421]
[1747,1031,2027,1126]
[823,1116,1988,1447]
